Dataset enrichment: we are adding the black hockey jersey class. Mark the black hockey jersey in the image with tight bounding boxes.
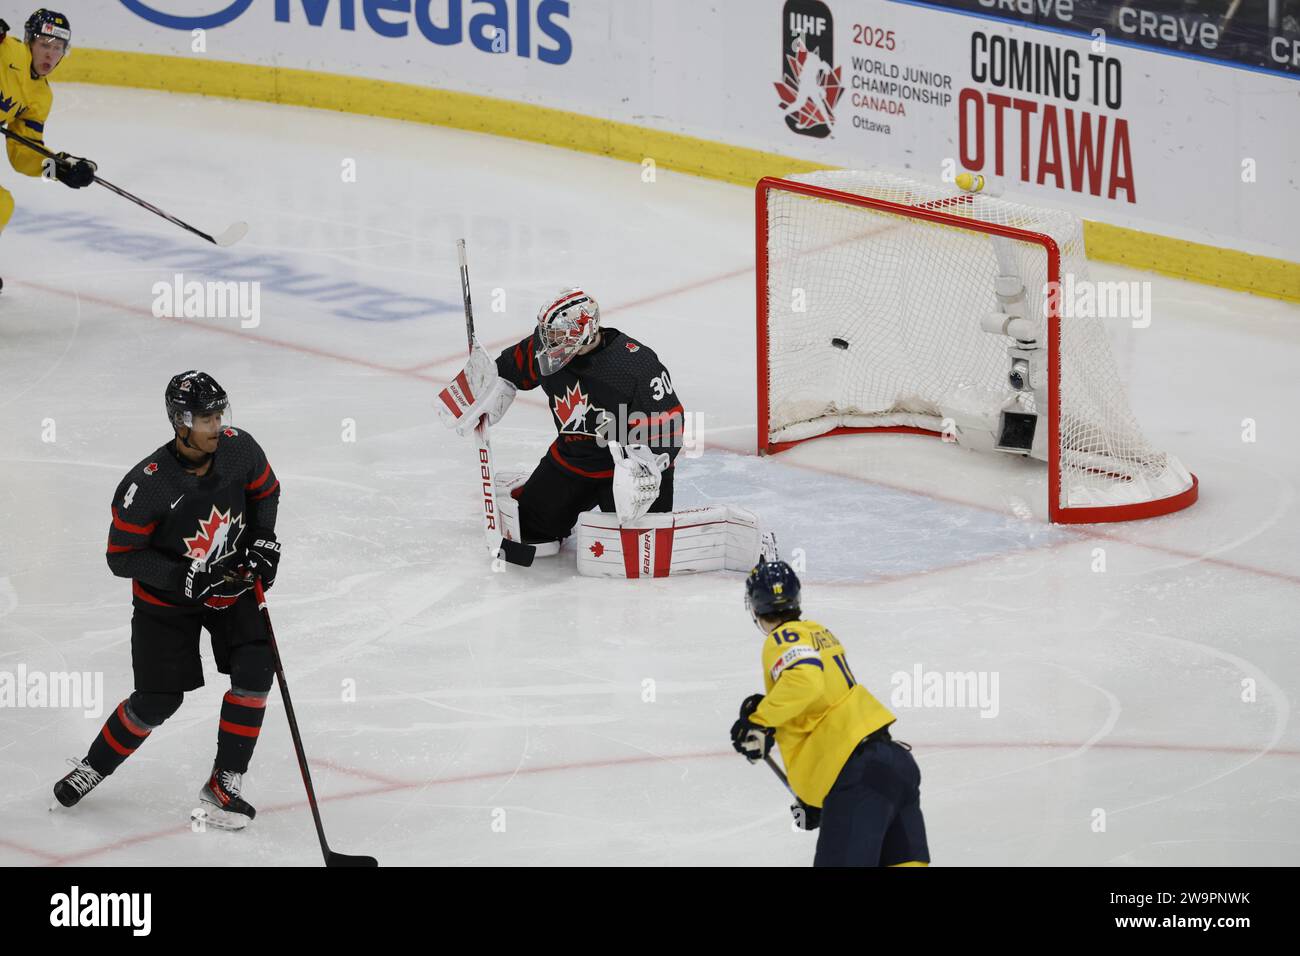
[105,428,280,611]
[496,327,685,478]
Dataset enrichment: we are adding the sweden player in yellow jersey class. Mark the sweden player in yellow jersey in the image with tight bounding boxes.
[0,10,97,287]
[730,557,930,867]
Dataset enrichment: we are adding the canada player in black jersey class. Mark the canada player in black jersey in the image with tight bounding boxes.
[51,371,282,830]
[438,287,685,547]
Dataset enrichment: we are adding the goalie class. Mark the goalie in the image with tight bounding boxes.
[438,287,684,549]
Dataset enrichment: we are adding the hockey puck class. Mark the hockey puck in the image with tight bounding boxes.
[830,337,850,350]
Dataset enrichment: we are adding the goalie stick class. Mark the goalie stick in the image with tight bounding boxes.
[0,125,248,247]
[254,580,378,867]
[455,239,536,568]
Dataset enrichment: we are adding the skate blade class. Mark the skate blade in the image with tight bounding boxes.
[191,804,250,831]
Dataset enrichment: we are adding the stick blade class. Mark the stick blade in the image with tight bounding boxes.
[326,851,379,867]
[213,221,249,247]
[497,538,536,568]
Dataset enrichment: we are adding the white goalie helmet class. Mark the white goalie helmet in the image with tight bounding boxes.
[535,287,600,376]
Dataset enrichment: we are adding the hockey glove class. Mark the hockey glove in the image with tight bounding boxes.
[436,347,516,435]
[609,441,669,524]
[182,559,216,602]
[791,799,821,831]
[246,530,281,589]
[730,694,774,763]
[54,153,97,189]
[208,566,254,602]
[182,558,253,603]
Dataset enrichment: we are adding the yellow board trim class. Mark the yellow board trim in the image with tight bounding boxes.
[57,49,1298,302]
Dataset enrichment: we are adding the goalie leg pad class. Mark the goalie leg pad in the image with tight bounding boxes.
[576,506,763,578]
[495,474,560,557]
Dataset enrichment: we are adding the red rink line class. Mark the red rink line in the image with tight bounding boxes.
[14,280,443,384]
[0,836,61,863]
[16,276,1297,589]
[399,262,755,373]
[15,739,1298,865]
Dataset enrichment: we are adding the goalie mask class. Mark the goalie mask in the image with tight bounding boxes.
[535,288,600,376]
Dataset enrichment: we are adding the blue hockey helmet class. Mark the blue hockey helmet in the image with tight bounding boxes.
[745,557,801,631]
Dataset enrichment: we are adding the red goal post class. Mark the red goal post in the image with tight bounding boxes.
[755,172,1198,524]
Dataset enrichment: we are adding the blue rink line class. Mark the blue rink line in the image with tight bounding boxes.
[673,448,1073,584]
[8,207,459,322]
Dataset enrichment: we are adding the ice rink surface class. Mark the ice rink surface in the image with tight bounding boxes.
[1,85,1298,866]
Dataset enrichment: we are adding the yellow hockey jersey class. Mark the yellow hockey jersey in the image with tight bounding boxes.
[1,33,54,177]
[750,619,895,807]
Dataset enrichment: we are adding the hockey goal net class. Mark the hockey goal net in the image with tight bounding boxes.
[756,170,1197,524]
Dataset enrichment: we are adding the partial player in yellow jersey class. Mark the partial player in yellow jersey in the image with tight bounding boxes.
[0,10,98,291]
[730,557,930,867]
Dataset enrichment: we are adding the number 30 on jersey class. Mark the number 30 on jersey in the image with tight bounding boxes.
[649,371,674,401]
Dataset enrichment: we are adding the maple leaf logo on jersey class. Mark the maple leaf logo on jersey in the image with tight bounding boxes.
[625,342,640,353]
[222,427,238,438]
[144,462,158,475]
[553,381,613,437]
[589,541,605,557]
[183,505,244,564]
[554,383,589,430]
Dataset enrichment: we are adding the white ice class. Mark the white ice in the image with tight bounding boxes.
[1,84,1298,866]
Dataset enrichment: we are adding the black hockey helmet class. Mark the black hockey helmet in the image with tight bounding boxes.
[165,371,228,432]
[745,557,801,623]
[25,8,70,49]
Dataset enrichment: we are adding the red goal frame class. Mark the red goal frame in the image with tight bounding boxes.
[755,175,1198,524]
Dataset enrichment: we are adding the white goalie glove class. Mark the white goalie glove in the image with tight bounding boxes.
[609,441,670,524]
[436,346,517,436]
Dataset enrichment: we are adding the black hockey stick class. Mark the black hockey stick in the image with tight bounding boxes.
[0,124,248,247]
[253,579,378,867]
[763,754,794,794]
[456,238,536,567]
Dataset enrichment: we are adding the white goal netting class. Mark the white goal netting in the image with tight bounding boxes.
[759,170,1194,520]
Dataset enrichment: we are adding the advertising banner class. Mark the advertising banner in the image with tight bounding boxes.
[39,2,1300,263]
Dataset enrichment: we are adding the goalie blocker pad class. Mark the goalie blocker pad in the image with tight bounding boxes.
[576,506,761,578]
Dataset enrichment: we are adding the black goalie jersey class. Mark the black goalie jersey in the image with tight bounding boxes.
[496,326,685,478]
[105,428,280,611]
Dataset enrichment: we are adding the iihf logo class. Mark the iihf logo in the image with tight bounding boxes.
[774,0,842,139]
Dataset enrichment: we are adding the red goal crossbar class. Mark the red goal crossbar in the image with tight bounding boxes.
[754,175,1197,524]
